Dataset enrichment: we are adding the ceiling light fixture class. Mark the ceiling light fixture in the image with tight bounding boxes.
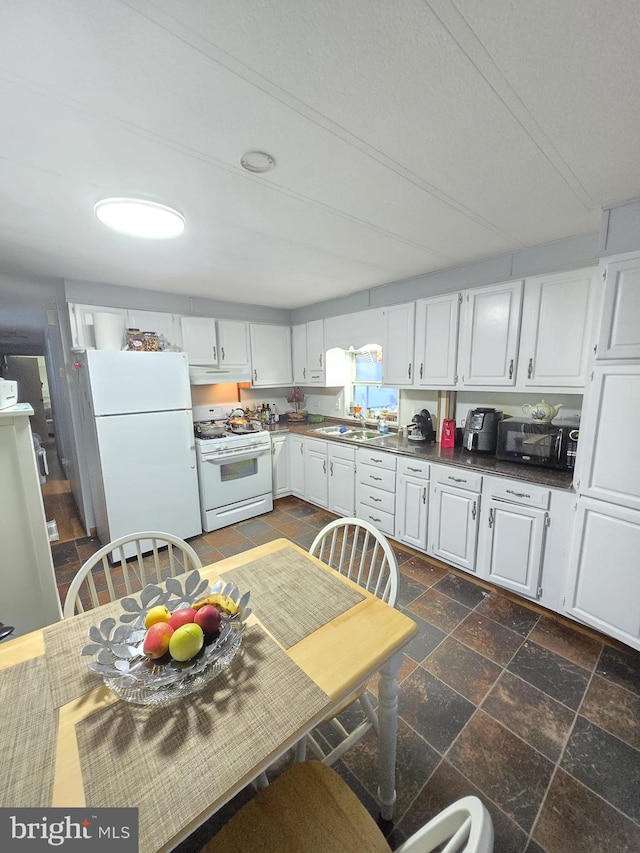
[240,151,275,173]
[94,198,186,239]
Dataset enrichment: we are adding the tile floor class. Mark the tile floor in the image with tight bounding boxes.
[50,497,640,853]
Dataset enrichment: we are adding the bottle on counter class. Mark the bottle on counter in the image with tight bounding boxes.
[273,404,280,423]
[378,416,389,435]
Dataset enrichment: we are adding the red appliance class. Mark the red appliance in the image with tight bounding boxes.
[441,418,456,448]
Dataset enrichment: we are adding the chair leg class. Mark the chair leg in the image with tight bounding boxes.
[359,692,379,736]
[294,737,307,762]
[253,771,269,790]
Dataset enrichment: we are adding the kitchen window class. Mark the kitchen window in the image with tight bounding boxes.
[347,347,398,422]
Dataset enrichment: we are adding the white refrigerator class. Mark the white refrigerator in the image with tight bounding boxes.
[79,351,201,556]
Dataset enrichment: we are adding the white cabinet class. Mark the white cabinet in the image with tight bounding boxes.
[477,481,550,599]
[328,444,356,517]
[217,320,251,369]
[396,457,430,551]
[292,324,307,383]
[304,438,328,508]
[565,498,640,651]
[429,467,482,572]
[518,268,597,387]
[457,280,523,386]
[127,310,182,349]
[382,303,415,386]
[180,317,218,365]
[292,320,325,385]
[289,434,305,497]
[249,324,293,386]
[413,293,460,388]
[271,434,290,498]
[356,447,397,536]
[576,364,640,512]
[597,255,640,360]
[68,304,127,350]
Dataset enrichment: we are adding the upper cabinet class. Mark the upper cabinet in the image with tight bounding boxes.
[127,311,183,350]
[181,317,250,368]
[457,280,523,387]
[382,303,415,386]
[249,324,293,387]
[597,255,640,360]
[292,319,325,385]
[68,304,127,350]
[413,293,460,388]
[517,268,597,388]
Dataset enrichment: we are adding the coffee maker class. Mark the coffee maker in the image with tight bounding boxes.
[463,408,503,453]
[408,409,435,442]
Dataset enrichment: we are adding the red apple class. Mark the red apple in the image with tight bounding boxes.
[168,607,197,630]
[143,622,174,659]
[194,604,221,636]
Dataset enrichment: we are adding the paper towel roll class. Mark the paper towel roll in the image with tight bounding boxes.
[93,312,124,350]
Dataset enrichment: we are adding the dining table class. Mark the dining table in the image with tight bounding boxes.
[0,538,417,853]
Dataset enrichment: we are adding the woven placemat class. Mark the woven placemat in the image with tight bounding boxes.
[0,656,57,807]
[43,600,123,708]
[75,624,329,853]
[221,546,365,647]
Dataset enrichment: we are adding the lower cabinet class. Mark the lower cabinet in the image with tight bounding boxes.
[299,438,356,515]
[271,434,290,498]
[328,445,356,517]
[396,458,430,550]
[564,497,640,651]
[356,447,397,536]
[476,481,549,599]
[289,434,305,498]
[429,467,482,572]
[304,439,328,508]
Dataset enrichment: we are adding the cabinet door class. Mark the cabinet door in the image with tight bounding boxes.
[271,435,290,498]
[68,304,127,350]
[180,317,218,365]
[479,498,546,598]
[292,324,307,384]
[565,498,640,650]
[218,320,250,368]
[128,311,182,349]
[329,450,355,516]
[430,483,480,572]
[289,435,305,497]
[249,324,293,386]
[519,269,596,387]
[458,281,523,386]
[597,256,640,359]
[577,365,640,512]
[382,303,415,386]
[414,293,460,387]
[397,473,429,550]
[306,319,325,371]
[304,444,328,508]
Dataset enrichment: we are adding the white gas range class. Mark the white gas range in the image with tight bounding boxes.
[192,404,273,532]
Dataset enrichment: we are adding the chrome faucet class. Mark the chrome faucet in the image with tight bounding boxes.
[357,412,366,429]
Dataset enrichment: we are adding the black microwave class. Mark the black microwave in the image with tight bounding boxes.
[495,419,579,470]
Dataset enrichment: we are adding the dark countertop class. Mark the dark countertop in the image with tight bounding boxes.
[266,420,575,491]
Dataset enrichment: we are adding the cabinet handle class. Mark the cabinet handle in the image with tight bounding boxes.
[448,475,467,483]
[508,358,514,379]
[506,489,530,499]
[221,347,225,361]
[408,363,412,379]
[368,516,382,523]
[329,461,333,475]
[303,367,306,379]
[300,444,304,455]
[254,369,257,382]
[323,460,326,474]
[319,353,323,367]
[472,500,477,520]
[408,466,422,473]
[369,496,382,502]
[370,457,384,464]
[213,345,217,360]
[370,475,382,482]
[488,507,494,528]
[527,357,533,379]
[422,487,426,504]
[420,362,423,379]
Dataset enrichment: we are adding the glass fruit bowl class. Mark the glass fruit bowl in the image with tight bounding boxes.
[81,572,251,706]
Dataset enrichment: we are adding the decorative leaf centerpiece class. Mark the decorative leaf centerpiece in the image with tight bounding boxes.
[81,571,251,705]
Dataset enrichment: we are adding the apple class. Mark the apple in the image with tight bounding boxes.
[144,605,171,629]
[169,623,204,662]
[168,607,197,630]
[194,604,221,636]
[143,622,174,659]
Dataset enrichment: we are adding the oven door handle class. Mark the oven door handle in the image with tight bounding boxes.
[204,446,270,463]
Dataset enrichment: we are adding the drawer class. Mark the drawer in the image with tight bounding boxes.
[397,457,430,480]
[489,480,550,509]
[328,443,356,463]
[308,370,325,384]
[357,447,396,471]
[305,438,327,455]
[357,502,395,537]
[357,482,396,514]
[433,466,483,492]
[358,463,396,493]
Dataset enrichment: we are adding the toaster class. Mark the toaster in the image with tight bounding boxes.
[0,378,18,410]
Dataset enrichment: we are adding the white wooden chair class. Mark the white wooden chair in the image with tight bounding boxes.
[63,531,202,618]
[302,517,400,765]
[201,761,494,853]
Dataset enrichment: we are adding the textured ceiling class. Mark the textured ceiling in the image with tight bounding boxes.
[0,0,638,309]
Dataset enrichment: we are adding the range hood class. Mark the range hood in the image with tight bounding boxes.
[189,365,252,385]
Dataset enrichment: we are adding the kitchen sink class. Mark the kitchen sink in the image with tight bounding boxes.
[312,425,354,436]
[312,425,379,441]
[340,430,380,441]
